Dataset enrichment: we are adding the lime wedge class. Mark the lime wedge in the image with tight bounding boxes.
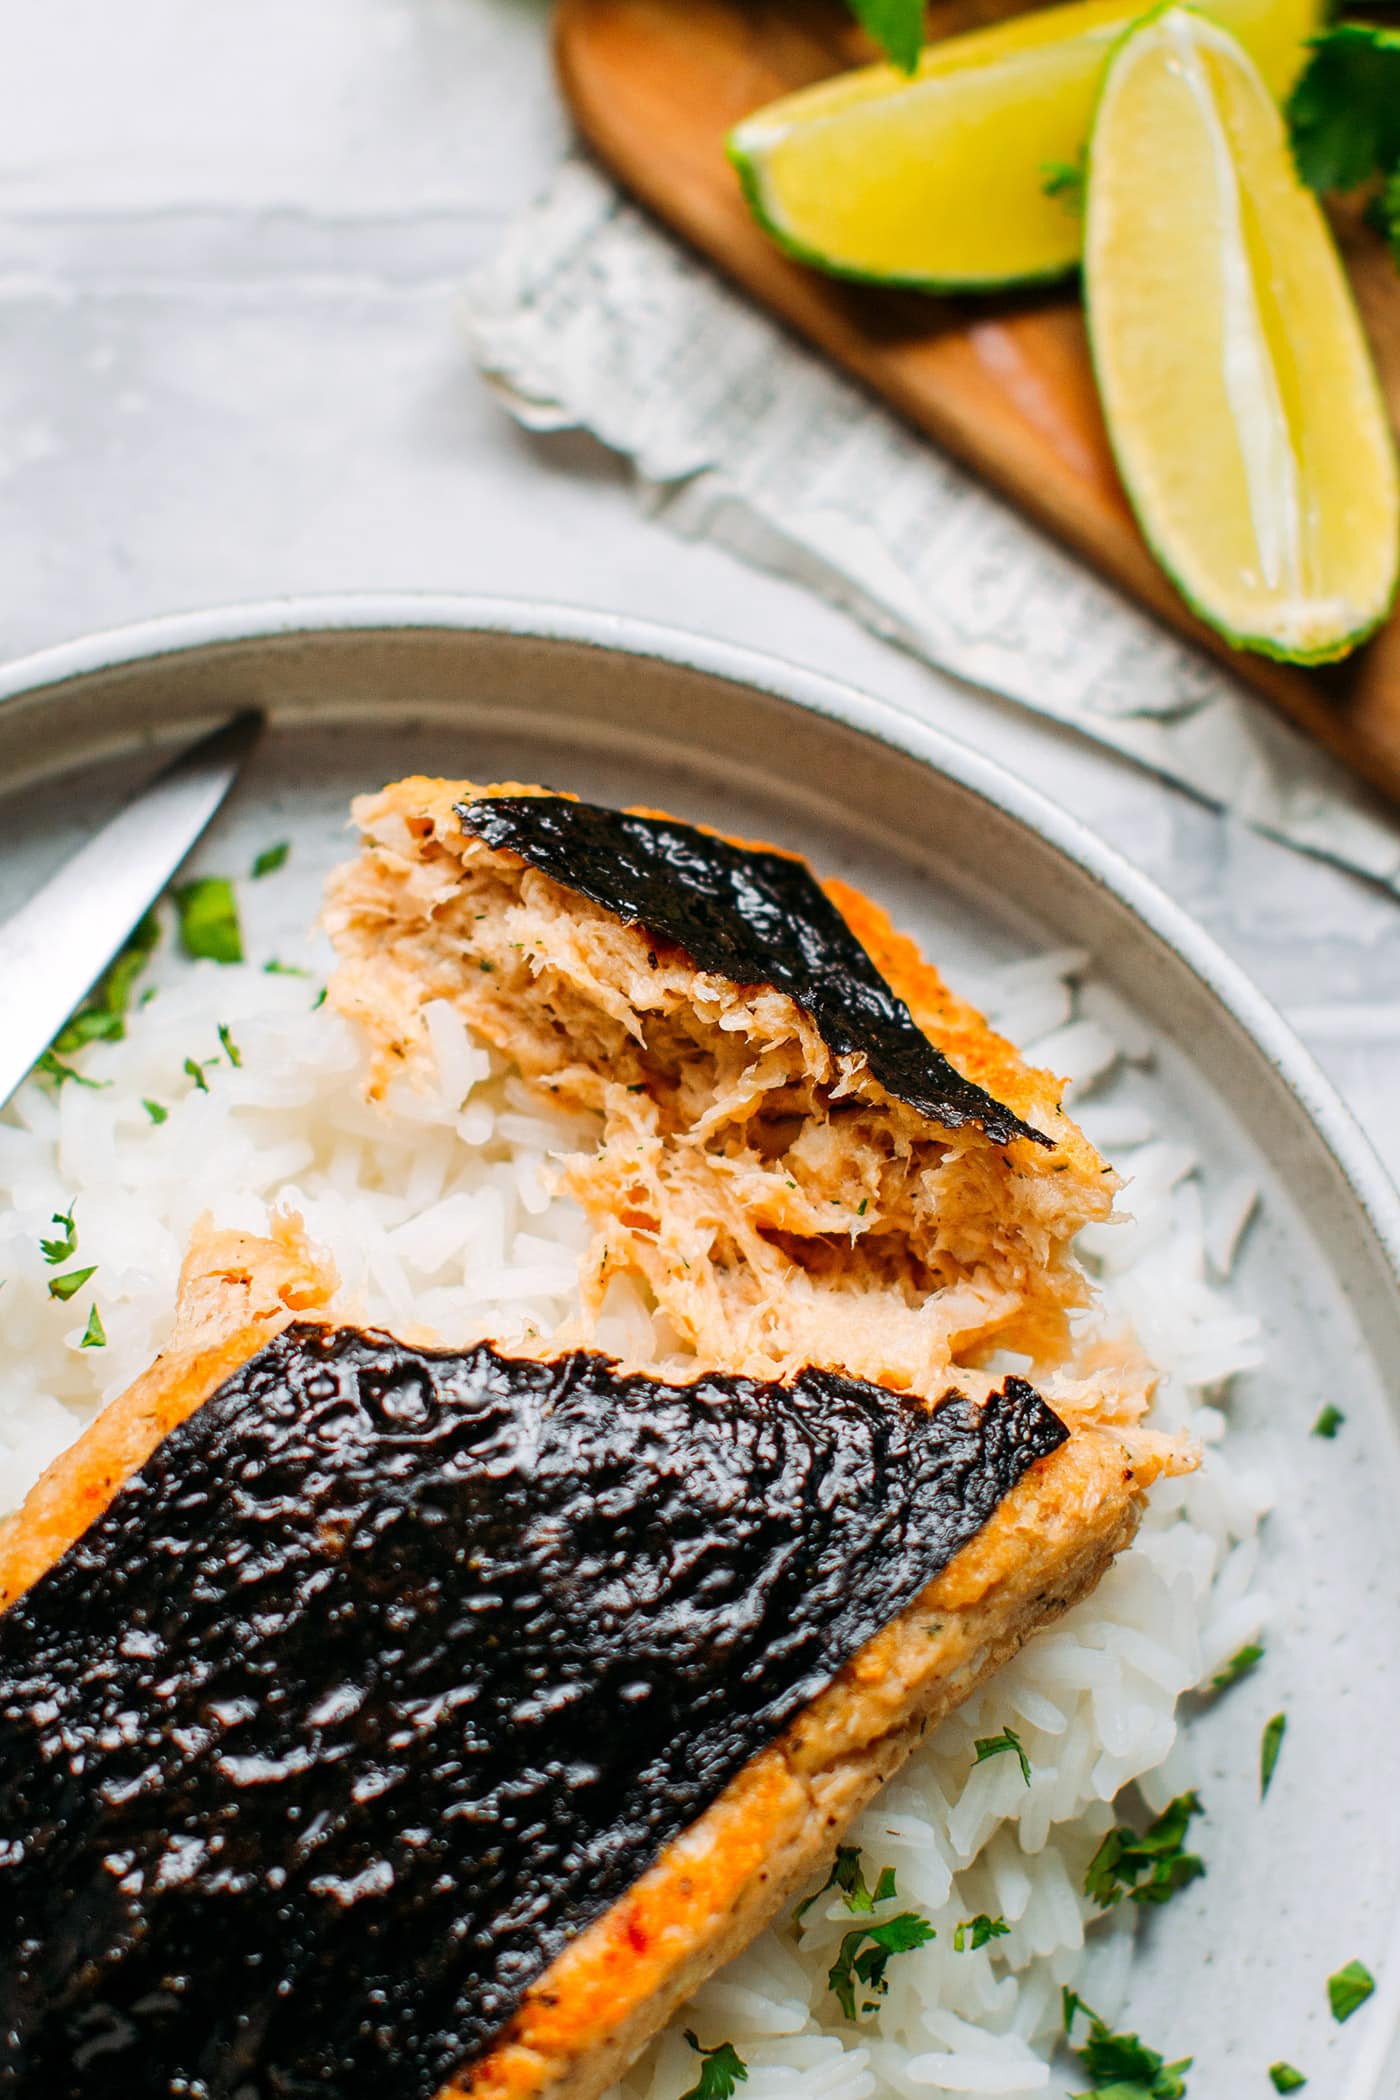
[1085,7,1399,664]
[727,0,1320,291]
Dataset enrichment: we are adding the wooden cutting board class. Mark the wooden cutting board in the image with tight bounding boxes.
[555,0,1400,809]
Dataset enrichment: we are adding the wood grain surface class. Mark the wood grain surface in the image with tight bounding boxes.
[555,0,1400,806]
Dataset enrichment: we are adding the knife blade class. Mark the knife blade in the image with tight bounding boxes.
[0,711,262,1110]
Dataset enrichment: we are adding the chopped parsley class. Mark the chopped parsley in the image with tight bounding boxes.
[264,958,309,977]
[678,2033,747,2100]
[251,841,290,879]
[218,1022,242,1068]
[48,1266,96,1304]
[1327,1960,1375,2024]
[953,1914,1009,1951]
[1084,1791,1205,1910]
[35,1050,106,1091]
[1288,24,1400,197]
[973,1725,1031,1786]
[1062,1989,1191,2099]
[143,1098,168,1124]
[1260,1714,1287,1798]
[795,1845,897,1922]
[1209,1643,1264,1693]
[847,0,924,73]
[40,1206,77,1266]
[80,1304,106,1349]
[184,1056,215,1093]
[827,1911,936,2020]
[856,1197,868,1216]
[1269,2067,1306,2093]
[50,909,161,1059]
[174,877,243,964]
[1041,148,1086,212]
[1311,1404,1344,1439]
[312,986,328,1010]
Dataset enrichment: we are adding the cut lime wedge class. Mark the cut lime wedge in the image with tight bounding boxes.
[728,0,1320,291]
[1085,7,1399,664]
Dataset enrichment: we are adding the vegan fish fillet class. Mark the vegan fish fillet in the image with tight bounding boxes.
[324,780,1118,1391]
[0,1224,1183,2100]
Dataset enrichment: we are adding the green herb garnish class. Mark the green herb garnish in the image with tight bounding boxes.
[143,1098,168,1124]
[1327,1960,1375,2023]
[50,909,161,1059]
[218,1023,242,1068]
[827,1911,936,2020]
[80,1304,106,1349]
[1311,1404,1344,1439]
[174,877,243,964]
[795,1845,897,1922]
[312,986,328,1010]
[35,1050,106,1091]
[1041,148,1086,212]
[1084,1792,1205,1910]
[40,1206,77,1266]
[973,1726,1031,1786]
[953,1914,1009,1951]
[264,958,309,977]
[252,841,290,879]
[1268,2066,1306,2093]
[1209,1643,1264,1693]
[1062,1989,1192,2098]
[1260,1714,1287,1797]
[847,0,924,73]
[679,2033,748,2100]
[1288,24,1400,200]
[184,1056,213,1093]
[49,1266,97,1303]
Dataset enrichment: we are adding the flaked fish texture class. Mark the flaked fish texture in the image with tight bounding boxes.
[325,780,1118,1389]
[456,796,1046,1149]
[0,1225,1185,2100]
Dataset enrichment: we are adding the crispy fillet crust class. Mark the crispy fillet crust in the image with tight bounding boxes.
[323,780,1118,1388]
[0,1215,338,1612]
[448,1421,1165,2100]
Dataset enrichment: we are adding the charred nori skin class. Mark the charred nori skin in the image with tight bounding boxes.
[0,1327,1066,2100]
[456,797,1049,1149]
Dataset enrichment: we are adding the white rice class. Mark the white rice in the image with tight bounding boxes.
[0,917,1268,2100]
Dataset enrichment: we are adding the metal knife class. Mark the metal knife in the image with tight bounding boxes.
[0,711,262,1110]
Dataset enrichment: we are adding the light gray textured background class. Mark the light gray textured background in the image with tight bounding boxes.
[3,0,1398,1174]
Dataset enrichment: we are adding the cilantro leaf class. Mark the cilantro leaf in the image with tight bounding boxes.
[1063,1990,1192,2099]
[1041,149,1086,213]
[973,1725,1031,1785]
[795,1846,898,1922]
[679,2033,747,2100]
[218,1022,242,1068]
[1260,1714,1287,1797]
[827,1913,935,2019]
[184,1056,216,1093]
[264,958,310,977]
[1084,1792,1205,1910]
[174,877,243,964]
[1288,25,1400,197]
[80,1304,106,1349]
[1269,2067,1306,2093]
[49,1266,96,1303]
[1311,1404,1344,1439]
[40,1206,77,1266]
[143,1098,168,1125]
[847,0,924,72]
[252,841,290,879]
[1209,1643,1263,1693]
[35,1050,107,1091]
[1327,1960,1375,2023]
[953,1914,1009,1951]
